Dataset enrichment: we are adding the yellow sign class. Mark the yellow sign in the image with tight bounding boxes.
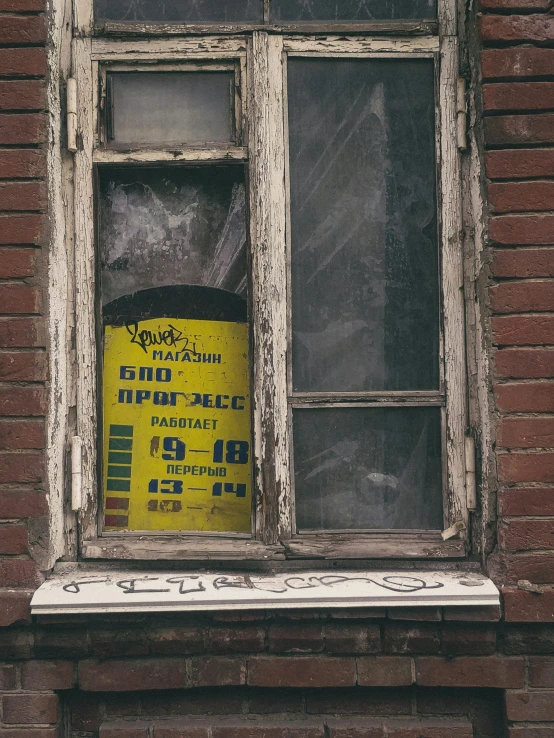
[102,317,251,532]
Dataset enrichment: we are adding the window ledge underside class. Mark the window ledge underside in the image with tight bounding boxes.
[31,566,498,615]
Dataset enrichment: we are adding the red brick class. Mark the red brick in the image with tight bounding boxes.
[499,487,554,515]
[504,587,554,621]
[78,658,188,692]
[488,151,554,183]
[0,558,39,587]
[442,606,501,621]
[0,14,46,44]
[0,350,46,382]
[211,724,325,738]
[498,451,554,483]
[0,589,32,626]
[500,519,554,550]
[0,215,43,245]
[0,490,47,517]
[493,249,554,279]
[100,723,149,738]
[493,552,554,583]
[0,152,45,181]
[491,281,554,313]
[0,387,47,415]
[2,693,59,724]
[22,660,75,690]
[0,48,47,78]
[208,627,265,654]
[190,657,245,687]
[481,0,550,7]
[0,114,47,145]
[485,115,554,146]
[269,624,324,653]
[35,627,89,659]
[0,284,40,314]
[0,248,36,278]
[506,690,554,721]
[489,182,554,214]
[482,48,554,80]
[495,383,554,412]
[326,719,384,738]
[496,349,554,379]
[0,317,45,347]
[416,656,524,688]
[154,724,211,738]
[484,83,554,113]
[324,624,380,653]
[499,417,554,447]
[384,624,440,654]
[90,628,149,658]
[0,664,16,689]
[386,721,472,738]
[494,315,554,346]
[247,657,356,688]
[0,0,45,8]
[387,608,442,622]
[0,181,46,211]
[0,523,28,554]
[480,14,554,43]
[508,729,554,738]
[356,656,413,686]
[490,215,554,246]
[149,627,204,655]
[0,81,45,111]
[440,624,496,655]
[305,688,412,715]
[530,656,554,686]
[0,452,44,483]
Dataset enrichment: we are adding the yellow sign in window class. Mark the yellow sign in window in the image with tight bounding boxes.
[102,317,251,533]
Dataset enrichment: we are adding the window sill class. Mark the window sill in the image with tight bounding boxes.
[81,532,464,562]
[31,566,498,615]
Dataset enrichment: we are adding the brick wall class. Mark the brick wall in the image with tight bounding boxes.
[0,0,554,736]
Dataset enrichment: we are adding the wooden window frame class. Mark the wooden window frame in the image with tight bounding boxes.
[70,0,468,562]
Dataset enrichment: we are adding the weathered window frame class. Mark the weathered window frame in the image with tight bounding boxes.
[68,0,468,563]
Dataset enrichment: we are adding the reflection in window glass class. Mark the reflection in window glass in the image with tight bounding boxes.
[272,0,436,20]
[108,73,234,147]
[99,167,247,305]
[294,407,443,531]
[288,59,439,393]
[95,0,263,22]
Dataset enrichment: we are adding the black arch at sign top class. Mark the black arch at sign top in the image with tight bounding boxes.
[102,285,247,327]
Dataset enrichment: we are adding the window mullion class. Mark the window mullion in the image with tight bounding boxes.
[249,31,291,544]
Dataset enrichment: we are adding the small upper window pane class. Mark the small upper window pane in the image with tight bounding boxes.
[108,72,234,147]
[271,0,436,21]
[95,0,263,23]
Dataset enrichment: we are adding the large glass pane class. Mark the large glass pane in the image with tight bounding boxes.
[293,407,443,531]
[99,166,251,534]
[288,59,439,393]
[95,0,263,23]
[271,0,436,21]
[108,72,234,147]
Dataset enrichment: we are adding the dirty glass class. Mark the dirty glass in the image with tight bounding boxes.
[108,73,235,147]
[293,407,443,531]
[271,0,436,21]
[288,58,439,393]
[98,166,247,305]
[95,0,263,23]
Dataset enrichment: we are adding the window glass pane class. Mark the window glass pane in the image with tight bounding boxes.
[288,59,439,393]
[95,0,263,23]
[108,72,234,147]
[293,407,443,531]
[271,0,436,21]
[99,166,252,534]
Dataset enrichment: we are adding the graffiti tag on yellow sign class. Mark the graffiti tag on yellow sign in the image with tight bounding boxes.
[102,317,251,532]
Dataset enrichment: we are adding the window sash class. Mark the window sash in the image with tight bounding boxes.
[71,30,468,559]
